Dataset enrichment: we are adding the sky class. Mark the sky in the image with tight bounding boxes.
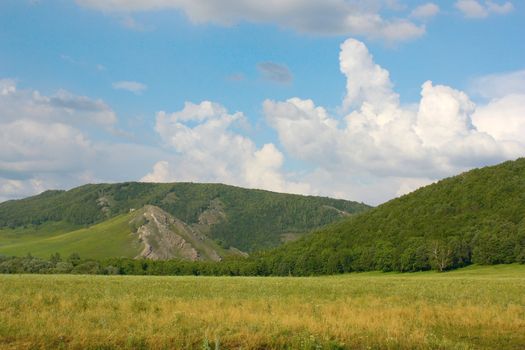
[0,0,524,205]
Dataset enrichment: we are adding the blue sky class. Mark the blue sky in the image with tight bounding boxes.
[1,0,524,204]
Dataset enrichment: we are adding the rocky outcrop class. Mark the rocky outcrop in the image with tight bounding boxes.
[191,198,226,236]
[130,205,223,261]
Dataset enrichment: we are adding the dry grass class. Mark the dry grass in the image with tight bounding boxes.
[0,265,524,349]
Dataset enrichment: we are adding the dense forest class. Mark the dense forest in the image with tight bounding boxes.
[0,182,369,253]
[262,158,525,274]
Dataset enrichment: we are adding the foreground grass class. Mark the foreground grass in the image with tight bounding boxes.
[0,265,524,350]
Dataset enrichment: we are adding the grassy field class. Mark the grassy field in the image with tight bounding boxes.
[0,265,524,350]
[0,213,139,259]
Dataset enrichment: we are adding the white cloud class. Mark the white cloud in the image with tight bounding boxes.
[0,79,17,95]
[0,81,108,185]
[469,70,525,99]
[410,3,439,19]
[340,38,398,110]
[472,94,525,144]
[455,0,513,18]
[0,79,167,202]
[0,118,97,201]
[142,101,310,194]
[140,161,171,183]
[0,178,47,203]
[112,81,148,94]
[0,81,117,128]
[485,0,514,14]
[455,0,488,18]
[76,0,425,42]
[395,177,435,197]
[264,38,525,203]
[263,98,340,167]
[469,70,525,144]
[0,120,93,177]
[415,81,476,149]
[3,41,524,205]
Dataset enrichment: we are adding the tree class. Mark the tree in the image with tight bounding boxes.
[473,223,517,264]
[429,240,453,272]
[399,238,430,272]
[67,253,81,266]
[50,252,62,265]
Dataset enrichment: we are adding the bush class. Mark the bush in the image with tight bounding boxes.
[72,261,102,275]
[53,262,74,274]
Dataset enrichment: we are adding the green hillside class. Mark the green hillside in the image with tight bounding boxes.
[0,182,369,258]
[0,213,139,260]
[260,158,525,275]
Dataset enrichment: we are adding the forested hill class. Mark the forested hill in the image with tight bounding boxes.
[0,182,370,253]
[260,158,525,275]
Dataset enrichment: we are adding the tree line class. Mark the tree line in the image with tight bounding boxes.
[1,231,523,277]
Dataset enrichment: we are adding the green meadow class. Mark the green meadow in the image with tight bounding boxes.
[0,213,138,260]
[0,265,524,349]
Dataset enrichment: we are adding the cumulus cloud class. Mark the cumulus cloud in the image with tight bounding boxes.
[3,41,524,205]
[410,3,439,19]
[340,39,398,110]
[76,0,425,42]
[301,168,436,205]
[264,38,524,203]
[140,161,171,183]
[0,79,17,95]
[0,178,47,203]
[0,80,117,128]
[485,0,514,14]
[0,80,110,184]
[257,62,293,84]
[112,81,148,94]
[469,70,525,144]
[142,101,310,194]
[0,120,93,179]
[0,79,166,201]
[469,70,525,99]
[0,84,99,200]
[455,0,513,18]
[109,39,525,205]
[472,94,525,144]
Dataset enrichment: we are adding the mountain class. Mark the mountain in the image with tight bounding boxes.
[260,158,525,275]
[0,182,370,260]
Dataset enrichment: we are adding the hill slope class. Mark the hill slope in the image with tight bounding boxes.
[0,213,139,260]
[0,182,370,259]
[261,158,525,275]
[0,205,237,261]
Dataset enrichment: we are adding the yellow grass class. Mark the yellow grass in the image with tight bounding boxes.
[0,265,524,349]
